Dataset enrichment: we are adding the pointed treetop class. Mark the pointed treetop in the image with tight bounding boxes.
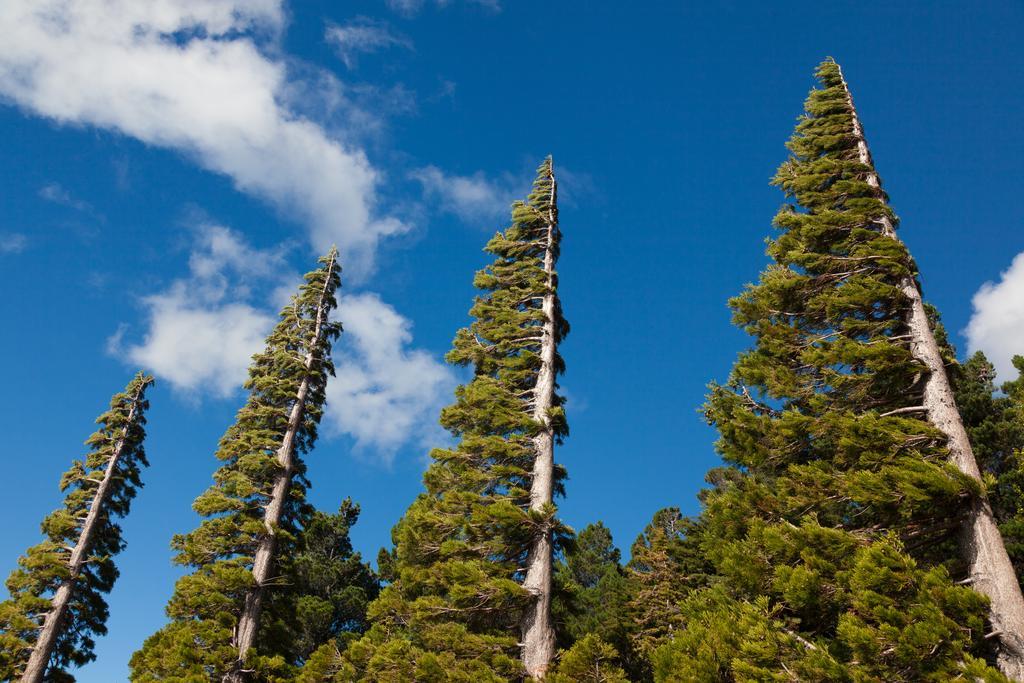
[127,370,155,394]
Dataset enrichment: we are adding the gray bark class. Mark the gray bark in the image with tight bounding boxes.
[21,380,151,683]
[839,65,1024,679]
[224,252,337,683]
[520,165,558,679]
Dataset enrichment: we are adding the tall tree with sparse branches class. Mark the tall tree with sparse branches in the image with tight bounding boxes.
[129,248,342,683]
[338,157,569,682]
[0,372,154,683]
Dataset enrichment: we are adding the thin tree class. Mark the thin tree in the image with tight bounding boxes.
[129,248,342,682]
[341,157,569,681]
[0,372,154,683]
[626,509,709,670]
[833,62,1024,676]
[520,156,564,679]
[227,247,341,682]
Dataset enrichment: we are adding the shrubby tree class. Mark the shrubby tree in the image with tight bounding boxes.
[626,508,710,672]
[0,373,154,683]
[954,352,1024,580]
[548,634,629,683]
[264,501,378,665]
[552,523,636,678]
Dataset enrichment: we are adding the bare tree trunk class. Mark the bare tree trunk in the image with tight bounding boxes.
[224,252,336,683]
[839,65,1024,679]
[21,380,151,683]
[520,165,558,680]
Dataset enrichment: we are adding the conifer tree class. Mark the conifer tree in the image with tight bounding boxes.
[553,524,632,658]
[129,248,342,682]
[831,60,1024,675]
[552,522,642,680]
[264,500,379,665]
[954,352,1024,579]
[626,509,709,670]
[0,372,154,683]
[664,59,1014,680]
[547,634,629,683]
[339,157,569,681]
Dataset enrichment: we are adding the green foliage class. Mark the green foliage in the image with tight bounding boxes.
[625,509,712,679]
[553,523,637,678]
[656,533,1008,682]
[0,372,154,682]
[548,634,629,683]
[953,352,1024,579]
[341,158,569,680]
[130,249,349,681]
[264,500,379,664]
[667,59,1004,679]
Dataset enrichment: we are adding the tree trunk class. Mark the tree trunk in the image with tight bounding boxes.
[520,166,558,680]
[21,380,151,683]
[224,252,336,683]
[839,65,1024,679]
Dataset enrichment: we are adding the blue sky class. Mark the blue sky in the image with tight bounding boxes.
[1,1,1023,680]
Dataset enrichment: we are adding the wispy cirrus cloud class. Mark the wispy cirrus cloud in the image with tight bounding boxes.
[326,18,411,69]
[39,182,94,213]
[386,0,501,17]
[0,233,28,254]
[411,165,519,223]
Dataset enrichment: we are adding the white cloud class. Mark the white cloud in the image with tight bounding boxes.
[114,226,454,459]
[411,165,518,223]
[124,295,274,397]
[386,0,501,17]
[0,0,404,278]
[966,252,1024,383]
[6,1,457,459]
[326,18,411,69]
[113,225,285,397]
[39,182,94,213]
[0,233,27,254]
[327,292,456,459]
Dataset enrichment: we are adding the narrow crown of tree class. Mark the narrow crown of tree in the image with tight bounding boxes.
[129,248,342,683]
[342,158,569,682]
[0,372,154,683]
[626,508,709,669]
[668,59,1010,680]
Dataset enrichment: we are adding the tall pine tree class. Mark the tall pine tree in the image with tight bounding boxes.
[660,59,1014,680]
[337,157,569,681]
[830,60,1024,675]
[0,372,154,683]
[129,248,342,682]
